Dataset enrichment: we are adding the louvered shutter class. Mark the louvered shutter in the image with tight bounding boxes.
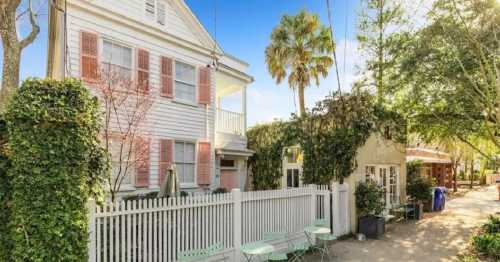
[160,56,173,98]
[198,67,211,105]
[80,31,98,81]
[197,142,211,185]
[135,137,150,187]
[158,139,173,186]
[137,49,150,92]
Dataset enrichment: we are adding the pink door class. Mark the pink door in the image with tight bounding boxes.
[220,170,238,191]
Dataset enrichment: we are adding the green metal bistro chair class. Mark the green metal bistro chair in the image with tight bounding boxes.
[313,219,328,228]
[177,242,227,261]
[177,249,207,262]
[289,240,311,262]
[262,232,290,261]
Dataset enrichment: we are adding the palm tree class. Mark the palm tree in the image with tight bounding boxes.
[265,10,334,116]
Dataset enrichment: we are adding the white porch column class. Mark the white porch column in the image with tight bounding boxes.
[241,86,247,135]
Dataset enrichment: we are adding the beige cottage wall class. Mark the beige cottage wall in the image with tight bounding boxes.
[345,133,407,233]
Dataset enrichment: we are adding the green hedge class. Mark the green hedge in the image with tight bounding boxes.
[0,116,12,261]
[472,216,500,260]
[5,78,109,261]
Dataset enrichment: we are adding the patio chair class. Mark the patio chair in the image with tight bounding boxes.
[177,242,227,262]
[289,241,311,262]
[313,219,328,228]
[262,232,291,261]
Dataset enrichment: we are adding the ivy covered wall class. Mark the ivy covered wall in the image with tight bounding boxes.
[247,92,406,188]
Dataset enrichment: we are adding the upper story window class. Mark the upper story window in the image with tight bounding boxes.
[145,0,166,25]
[101,40,132,81]
[175,141,196,184]
[285,147,301,164]
[175,61,196,103]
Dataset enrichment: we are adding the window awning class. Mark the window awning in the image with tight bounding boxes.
[216,148,254,157]
[406,156,452,164]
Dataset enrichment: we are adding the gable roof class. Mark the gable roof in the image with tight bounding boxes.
[170,0,223,55]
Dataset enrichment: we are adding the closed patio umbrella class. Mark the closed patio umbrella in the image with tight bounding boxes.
[159,164,180,198]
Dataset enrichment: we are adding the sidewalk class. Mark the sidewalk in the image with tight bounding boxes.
[307,186,500,262]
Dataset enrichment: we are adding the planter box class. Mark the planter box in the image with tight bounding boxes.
[358,216,385,239]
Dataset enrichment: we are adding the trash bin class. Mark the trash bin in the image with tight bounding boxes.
[433,187,447,211]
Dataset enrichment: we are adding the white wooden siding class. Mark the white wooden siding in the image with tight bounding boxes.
[68,0,204,46]
[65,4,216,190]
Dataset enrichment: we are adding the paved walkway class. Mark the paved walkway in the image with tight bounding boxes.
[308,186,500,262]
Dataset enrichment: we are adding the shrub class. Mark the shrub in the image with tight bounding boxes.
[472,233,500,260]
[483,215,500,234]
[5,78,109,261]
[407,175,434,203]
[355,181,385,217]
[213,187,228,194]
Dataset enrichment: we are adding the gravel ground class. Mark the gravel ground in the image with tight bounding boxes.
[306,186,500,262]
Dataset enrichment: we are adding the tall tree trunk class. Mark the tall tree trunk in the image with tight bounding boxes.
[376,0,384,104]
[0,3,21,111]
[298,85,306,117]
[452,163,458,192]
[0,0,40,112]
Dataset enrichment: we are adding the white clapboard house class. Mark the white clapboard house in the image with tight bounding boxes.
[47,0,254,195]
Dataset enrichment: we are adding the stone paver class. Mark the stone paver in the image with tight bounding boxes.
[307,186,500,262]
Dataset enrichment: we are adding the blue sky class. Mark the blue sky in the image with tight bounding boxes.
[3,0,362,126]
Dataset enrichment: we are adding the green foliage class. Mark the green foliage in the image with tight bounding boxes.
[5,78,109,261]
[389,0,500,155]
[355,181,385,217]
[406,175,433,203]
[247,121,297,190]
[0,116,12,261]
[406,160,422,177]
[248,92,406,187]
[483,215,500,234]
[265,10,334,115]
[472,232,500,260]
[212,188,228,194]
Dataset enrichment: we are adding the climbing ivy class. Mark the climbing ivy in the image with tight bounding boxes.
[247,120,297,190]
[0,116,12,261]
[248,91,406,187]
[5,78,109,261]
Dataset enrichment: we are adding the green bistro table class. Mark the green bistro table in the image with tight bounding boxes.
[240,241,275,262]
[304,226,333,262]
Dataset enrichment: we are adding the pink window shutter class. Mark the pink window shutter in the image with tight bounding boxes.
[198,67,211,105]
[137,49,150,92]
[160,57,173,98]
[80,31,99,81]
[158,139,173,186]
[135,137,150,187]
[197,142,211,185]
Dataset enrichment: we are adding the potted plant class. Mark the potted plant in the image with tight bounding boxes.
[406,175,433,219]
[355,181,386,238]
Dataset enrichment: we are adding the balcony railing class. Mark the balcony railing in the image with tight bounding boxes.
[216,108,245,135]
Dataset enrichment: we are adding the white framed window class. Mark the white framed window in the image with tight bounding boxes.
[389,166,398,204]
[175,141,196,185]
[174,61,196,103]
[109,138,134,188]
[365,166,375,182]
[101,39,133,80]
[285,147,301,164]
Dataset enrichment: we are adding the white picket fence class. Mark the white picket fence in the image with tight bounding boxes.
[87,184,350,262]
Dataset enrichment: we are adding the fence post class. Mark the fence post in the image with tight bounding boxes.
[331,183,340,237]
[87,199,96,262]
[232,188,242,261]
[310,185,316,222]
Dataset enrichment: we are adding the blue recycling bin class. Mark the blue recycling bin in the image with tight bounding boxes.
[433,187,447,211]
